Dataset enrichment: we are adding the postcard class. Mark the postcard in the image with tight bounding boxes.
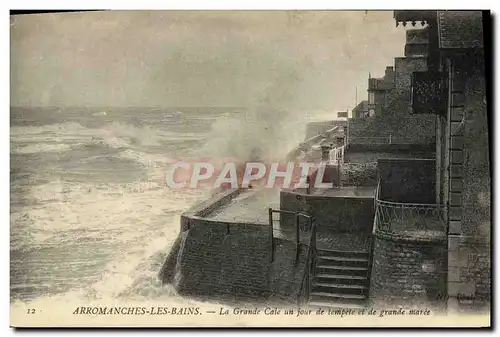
[10,10,491,328]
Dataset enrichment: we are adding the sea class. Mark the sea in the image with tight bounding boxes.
[10,106,322,310]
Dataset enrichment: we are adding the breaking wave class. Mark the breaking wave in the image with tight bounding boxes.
[199,109,306,163]
[10,111,216,306]
[12,143,73,154]
[9,106,308,311]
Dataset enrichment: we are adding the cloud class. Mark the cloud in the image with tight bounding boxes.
[10,11,406,108]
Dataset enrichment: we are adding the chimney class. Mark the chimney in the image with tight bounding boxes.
[320,145,331,162]
[385,66,394,79]
[384,66,395,86]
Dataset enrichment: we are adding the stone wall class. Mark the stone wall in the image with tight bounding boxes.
[341,162,378,187]
[269,239,308,304]
[308,164,340,188]
[184,188,245,218]
[462,58,490,238]
[394,56,428,115]
[280,190,374,233]
[347,143,435,156]
[160,234,182,283]
[448,235,490,312]
[161,188,246,284]
[348,56,436,146]
[166,217,309,304]
[447,55,491,313]
[372,90,386,116]
[161,186,307,304]
[175,219,273,301]
[348,115,436,145]
[460,59,491,309]
[369,234,447,310]
[378,158,436,204]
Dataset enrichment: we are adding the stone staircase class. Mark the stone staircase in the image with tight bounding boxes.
[308,249,371,308]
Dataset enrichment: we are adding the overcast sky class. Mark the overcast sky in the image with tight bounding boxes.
[10,10,406,109]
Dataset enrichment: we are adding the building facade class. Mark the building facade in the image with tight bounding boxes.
[162,11,490,316]
[348,24,436,145]
[395,10,491,313]
[351,100,368,119]
[367,66,395,117]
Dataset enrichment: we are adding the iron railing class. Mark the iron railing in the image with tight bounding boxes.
[328,145,345,164]
[268,208,312,264]
[297,218,317,307]
[374,181,446,237]
[325,144,345,188]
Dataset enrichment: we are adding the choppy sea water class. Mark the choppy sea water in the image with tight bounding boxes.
[10,106,312,310]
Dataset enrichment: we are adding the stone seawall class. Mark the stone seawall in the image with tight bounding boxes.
[304,120,346,140]
[160,188,245,285]
[369,231,447,310]
[160,187,306,304]
[175,219,272,301]
[186,188,246,218]
[287,125,342,160]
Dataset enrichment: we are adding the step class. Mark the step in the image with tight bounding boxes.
[313,282,367,289]
[316,249,370,259]
[316,255,369,267]
[314,273,368,286]
[315,274,366,280]
[310,291,366,300]
[309,292,367,304]
[307,301,366,309]
[312,282,367,295]
[315,265,369,277]
[308,296,366,306]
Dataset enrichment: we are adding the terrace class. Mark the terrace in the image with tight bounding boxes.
[374,158,446,241]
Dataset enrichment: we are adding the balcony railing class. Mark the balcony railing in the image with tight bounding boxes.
[328,145,345,164]
[374,181,446,239]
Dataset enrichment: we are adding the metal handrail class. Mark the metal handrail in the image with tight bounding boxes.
[374,179,380,210]
[268,208,274,262]
[297,219,317,307]
[269,208,298,263]
[269,208,312,265]
[328,145,345,164]
[374,181,445,235]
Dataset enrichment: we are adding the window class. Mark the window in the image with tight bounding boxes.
[368,92,375,104]
[368,109,375,117]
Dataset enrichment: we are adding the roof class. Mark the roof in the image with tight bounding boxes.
[437,11,484,49]
[352,100,368,113]
[394,10,436,26]
[368,78,388,91]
